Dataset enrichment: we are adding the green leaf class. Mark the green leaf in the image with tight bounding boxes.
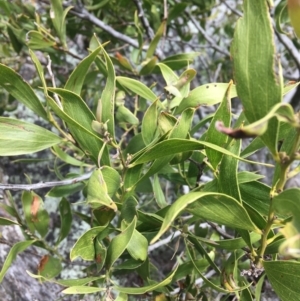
[47,182,84,198]
[283,81,300,95]
[93,207,116,226]
[221,250,245,291]
[151,192,261,244]
[116,77,157,102]
[26,30,56,49]
[38,255,62,279]
[156,63,178,86]
[129,138,272,167]
[188,194,260,230]
[265,237,286,254]
[142,100,159,145]
[106,216,137,269]
[94,234,107,271]
[134,11,143,49]
[21,191,49,237]
[0,217,19,226]
[126,230,148,261]
[29,49,48,96]
[0,64,47,119]
[160,52,200,70]
[48,88,109,164]
[50,0,64,41]
[152,174,168,208]
[65,46,103,95]
[120,196,138,223]
[168,69,197,108]
[158,111,177,135]
[273,188,300,257]
[26,270,104,286]
[62,286,106,294]
[123,165,143,190]
[241,121,293,158]
[7,26,23,53]
[240,287,254,301]
[216,103,297,139]
[231,0,282,155]
[168,3,188,21]
[237,171,264,184]
[187,234,220,273]
[115,292,128,301]
[146,20,166,58]
[50,0,72,46]
[56,198,72,245]
[114,258,143,270]
[0,240,36,282]
[0,117,62,156]
[70,226,107,261]
[240,137,265,158]
[112,265,178,294]
[169,108,195,139]
[95,43,116,138]
[264,260,300,301]
[52,145,90,167]
[135,108,195,184]
[101,166,121,197]
[207,232,261,250]
[116,105,139,125]
[218,115,243,202]
[139,57,157,75]
[275,1,289,34]
[57,276,104,287]
[46,95,110,164]
[272,126,298,187]
[0,192,19,219]
[255,273,266,301]
[205,83,232,169]
[115,52,134,71]
[174,83,237,114]
[191,114,214,135]
[185,240,250,293]
[87,168,118,211]
[240,181,271,217]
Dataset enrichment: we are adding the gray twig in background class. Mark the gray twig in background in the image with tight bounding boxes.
[0,172,92,191]
[132,0,155,40]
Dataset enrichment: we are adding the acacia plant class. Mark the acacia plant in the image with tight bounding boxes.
[1,0,300,300]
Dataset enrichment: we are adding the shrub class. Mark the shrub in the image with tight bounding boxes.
[1,0,300,300]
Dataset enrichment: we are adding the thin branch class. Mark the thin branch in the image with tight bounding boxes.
[212,62,223,82]
[161,0,168,49]
[0,171,92,191]
[275,31,300,73]
[47,55,63,109]
[148,225,195,253]
[55,46,83,61]
[186,11,230,57]
[221,0,243,17]
[132,0,155,40]
[207,221,234,239]
[70,7,139,48]
[69,5,164,59]
[163,0,168,20]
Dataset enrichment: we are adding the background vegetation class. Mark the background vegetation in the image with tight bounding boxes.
[0,0,300,300]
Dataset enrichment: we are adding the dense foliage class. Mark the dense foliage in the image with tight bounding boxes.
[1,0,300,300]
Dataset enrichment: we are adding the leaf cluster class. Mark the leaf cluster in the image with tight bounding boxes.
[1,1,300,301]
